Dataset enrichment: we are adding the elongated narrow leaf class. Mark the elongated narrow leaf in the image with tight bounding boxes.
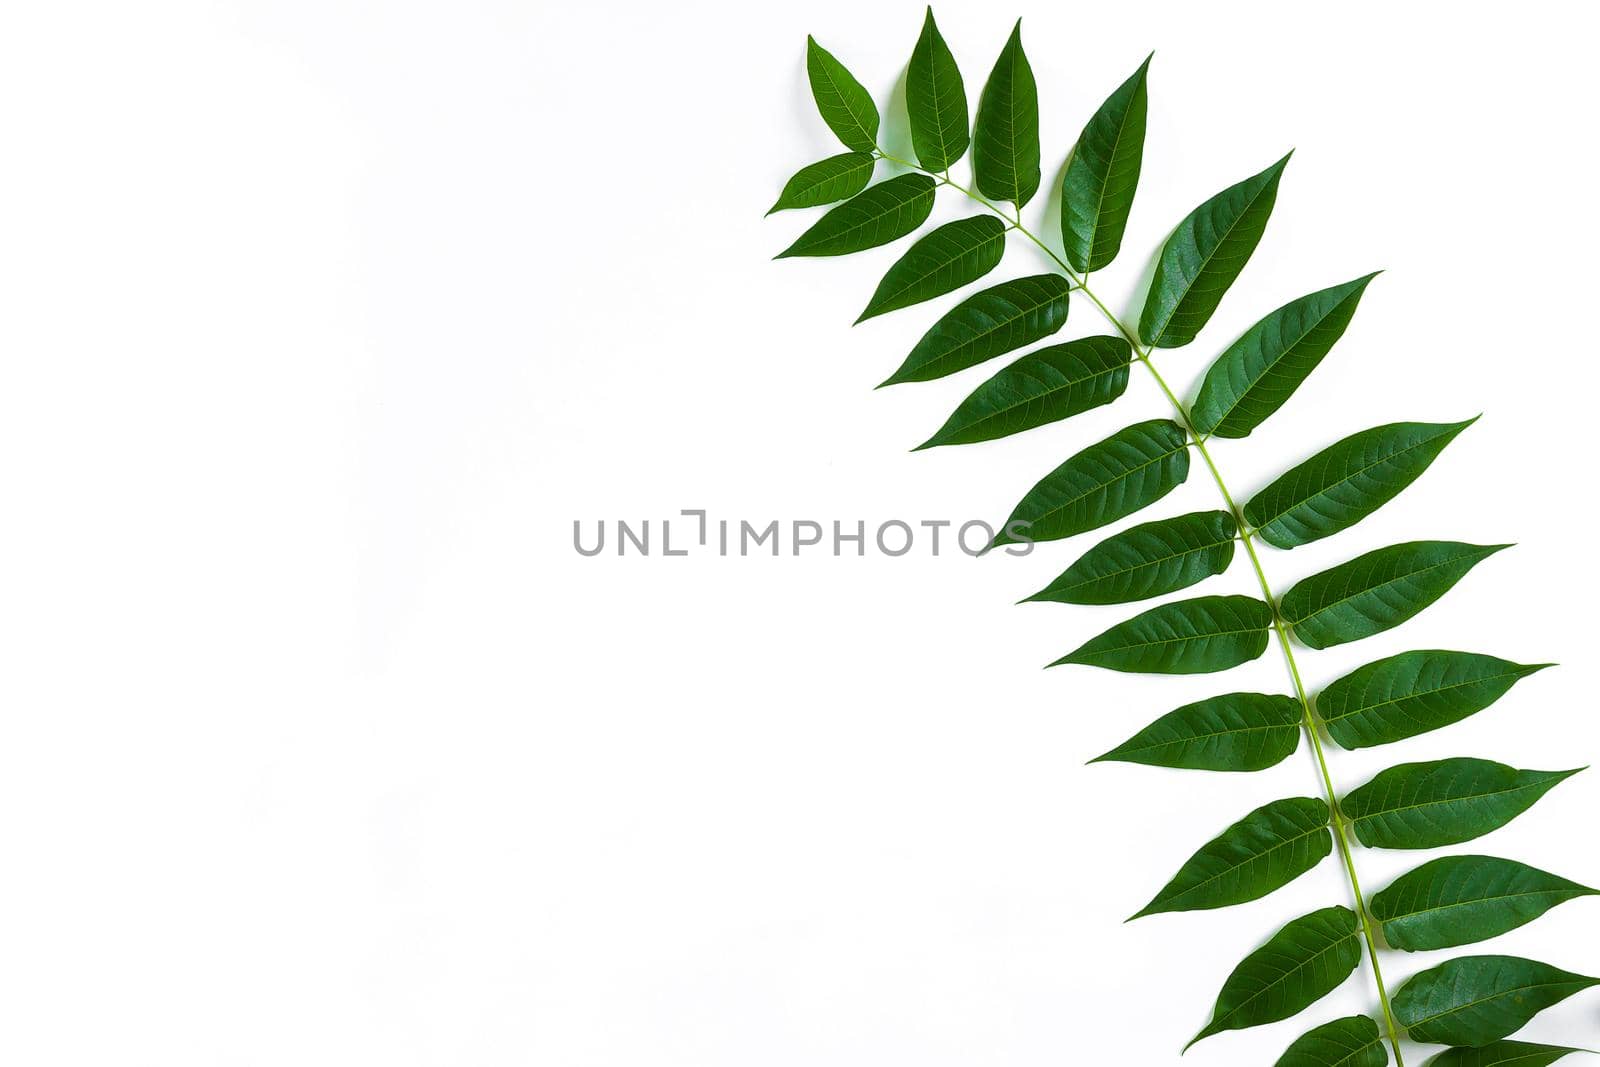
[1282,541,1510,650]
[1372,855,1598,952]
[1343,758,1581,850]
[1053,594,1271,674]
[768,152,876,214]
[1138,154,1291,348]
[1319,651,1551,751]
[993,419,1189,547]
[1132,796,1331,918]
[1060,54,1150,273]
[1191,273,1379,437]
[1394,955,1599,1047]
[880,274,1070,385]
[1189,906,1362,1048]
[1025,510,1236,605]
[776,174,937,259]
[857,215,1005,322]
[805,36,879,152]
[906,9,968,171]
[972,20,1040,207]
[1093,692,1301,772]
[1427,1041,1588,1066]
[917,335,1130,449]
[1274,1016,1387,1067]
[1244,419,1475,549]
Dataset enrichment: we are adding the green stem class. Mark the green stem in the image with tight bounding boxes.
[876,148,1406,1065]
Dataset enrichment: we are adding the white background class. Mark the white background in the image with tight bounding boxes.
[2,1,1597,1063]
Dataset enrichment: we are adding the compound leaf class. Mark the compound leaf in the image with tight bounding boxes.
[1132,796,1332,918]
[1274,1016,1387,1067]
[993,419,1189,546]
[1394,955,1599,1047]
[857,215,1006,322]
[1060,53,1150,273]
[1189,906,1362,1048]
[1244,419,1475,549]
[916,335,1131,448]
[776,174,937,258]
[1023,509,1236,605]
[1343,758,1581,850]
[768,152,877,214]
[880,274,1069,385]
[806,36,880,151]
[1319,651,1552,751]
[1281,541,1510,650]
[1138,153,1290,349]
[1372,855,1597,952]
[972,20,1040,207]
[906,8,969,171]
[1191,273,1379,437]
[1092,691,1301,771]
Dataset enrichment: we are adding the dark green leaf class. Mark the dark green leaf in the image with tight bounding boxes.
[972,20,1040,207]
[1343,758,1582,850]
[1052,594,1271,674]
[1282,541,1510,650]
[1426,1041,1590,1066]
[1131,796,1331,918]
[906,8,969,172]
[1189,906,1361,1048]
[1372,855,1597,952]
[768,152,876,214]
[1319,651,1552,751]
[1060,54,1150,274]
[1024,509,1236,605]
[857,215,1006,322]
[880,274,1070,385]
[1274,1016,1388,1067]
[1137,153,1291,349]
[916,335,1130,449]
[1091,692,1301,772]
[993,419,1189,547]
[1394,955,1599,1047]
[1191,274,1379,437]
[1244,419,1475,549]
[776,174,938,259]
[805,36,880,152]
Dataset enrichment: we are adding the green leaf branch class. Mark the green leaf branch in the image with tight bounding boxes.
[769,12,1596,1065]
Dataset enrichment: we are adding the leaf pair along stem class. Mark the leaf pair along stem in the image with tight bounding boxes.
[872,143,1409,1065]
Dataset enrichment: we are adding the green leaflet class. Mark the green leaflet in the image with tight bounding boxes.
[1189,906,1361,1049]
[880,274,1070,385]
[1319,651,1552,751]
[1343,758,1582,850]
[1024,509,1236,605]
[1394,955,1600,1048]
[1281,541,1510,650]
[916,335,1130,449]
[1190,274,1379,438]
[1052,594,1271,674]
[906,9,968,172]
[805,36,880,152]
[857,215,1006,322]
[1138,153,1290,348]
[768,152,877,214]
[1274,1016,1387,1067]
[1092,692,1301,771]
[992,419,1189,547]
[776,174,937,258]
[1131,796,1332,918]
[1244,419,1475,549]
[1426,1041,1589,1066]
[972,20,1040,207]
[1059,54,1150,274]
[1371,855,1597,952]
